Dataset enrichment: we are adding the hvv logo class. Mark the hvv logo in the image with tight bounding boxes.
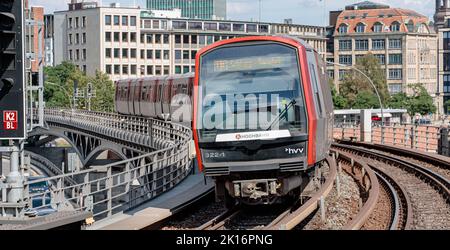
[285,147,305,155]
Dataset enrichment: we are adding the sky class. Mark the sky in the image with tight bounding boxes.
[30,0,436,26]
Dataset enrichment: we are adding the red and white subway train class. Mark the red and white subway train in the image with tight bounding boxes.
[115,36,334,206]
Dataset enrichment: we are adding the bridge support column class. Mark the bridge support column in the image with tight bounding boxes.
[6,146,24,204]
[360,110,372,143]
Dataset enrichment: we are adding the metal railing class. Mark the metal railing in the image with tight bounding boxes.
[333,124,443,153]
[1,109,193,225]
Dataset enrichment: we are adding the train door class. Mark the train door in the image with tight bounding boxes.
[134,79,143,116]
[306,50,327,161]
[127,80,134,115]
[162,77,173,118]
[140,78,150,117]
[155,77,165,119]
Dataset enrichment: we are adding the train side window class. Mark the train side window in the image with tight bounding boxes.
[142,86,147,100]
[309,64,323,116]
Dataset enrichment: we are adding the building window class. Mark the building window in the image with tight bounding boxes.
[444,32,450,50]
[259,25,269,33]
[114,32,120,42]
[146,34,153,44]
[163,50,170,60]
[247,24,257,32]
[388,69,402,79]
[155,34,162,44]
[155,66,162,75]
[75,33,79,44]
[173,21,187,30]
[175,35,182,44]
[114,48,120,58]
[175,66,182,74]
[374,54,386,65]
[147,66,153,75]
[105,15,111,25]
[191,50,197,60]
[183,66,190,74]
[122,32,128,42]
[113,15,120,26]
[114,65,120,74]
[339,40,352,51]
[69,34,72,44]
[219,23,231,31]
[122,65,129,75]
[82,49,86,60]
[338,24,348,34]
[164,66,170,75]
[372,39,385,50]
[140,50,145,59]
[191,35,197,44]
[339,55,352,65]
[106,65,112,74]
[389,54,402,65]
[355,23,365,33]
[130,16,137,26]
[355,39,368,51]
[122,49,128,58]
[75,17,79,29]
[444,53,450,71]
[444,75,450,93]
[82,16,86,28]
[130,32,137,43]
[122,16,128,26]
[163,34,169,44]
[233,23,245,32]
[175,50,181,60]
[106,48,111,58]
[389,39,402,49]
[68,18,72,29]
[389,84,402,94]
[147,50,153,59]
[155,50,161,59]
[205,22,217,31]
[373,22,383,32]
[189,22,202,30]
[82,33,86,44]
[130,49,137,59]
[131,65,137,75]
[183,35,189,44]
[390,22,400,32]
[183,50,189,60]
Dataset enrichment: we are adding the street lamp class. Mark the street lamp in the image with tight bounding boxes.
[327,61,385,143]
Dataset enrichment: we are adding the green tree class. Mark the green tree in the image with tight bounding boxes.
[387,92,409,109]
[352,91,381,109]
[330,84,348,109]
[407,84,436,119]
[339,54,389,108]
[44,62,115,112]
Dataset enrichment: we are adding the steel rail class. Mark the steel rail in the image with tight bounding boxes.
[264,155,338,230]
[369,164,413,230]
[333,143,450,199]
[333,150,380,230]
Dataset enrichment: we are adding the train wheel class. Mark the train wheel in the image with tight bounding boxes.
[224,192,237,209]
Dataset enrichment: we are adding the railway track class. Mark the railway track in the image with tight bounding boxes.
[197,156,338,230]
[333,143,450,229]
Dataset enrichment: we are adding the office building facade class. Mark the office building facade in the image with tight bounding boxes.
[53,5,326,81]
[329,1,438,112]
[147,0,227,20]
[435,0,450,115]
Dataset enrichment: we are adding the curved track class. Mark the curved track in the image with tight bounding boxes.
[333,143,450,229]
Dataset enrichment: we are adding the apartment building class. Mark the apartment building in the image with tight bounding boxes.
[435,0,450,114]
[53,4,326,81]
[329,1,438,105]
[146,0,227,20]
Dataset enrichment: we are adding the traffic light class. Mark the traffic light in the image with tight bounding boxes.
[0,0,25,139]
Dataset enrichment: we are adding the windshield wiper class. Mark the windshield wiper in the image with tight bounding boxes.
[266,99,297,131]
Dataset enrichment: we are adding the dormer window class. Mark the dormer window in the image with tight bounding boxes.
[338,24,348,34]
[356,23,366,33]
[390,21,401,32]
[373,22,383,33]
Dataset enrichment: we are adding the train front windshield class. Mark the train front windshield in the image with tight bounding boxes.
[198,42,307,144]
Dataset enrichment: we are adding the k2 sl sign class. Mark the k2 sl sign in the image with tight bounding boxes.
[3,111,18,130]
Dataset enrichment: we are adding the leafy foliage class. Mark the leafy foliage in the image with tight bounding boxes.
[338,54,390,109]
[44,62,115,112]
